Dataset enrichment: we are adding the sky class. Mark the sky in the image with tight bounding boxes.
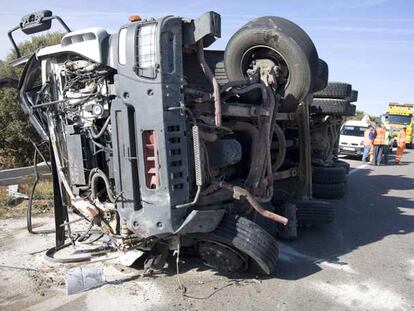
[0,0,413,116]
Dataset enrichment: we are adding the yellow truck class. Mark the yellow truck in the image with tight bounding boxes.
[383,103,414,148]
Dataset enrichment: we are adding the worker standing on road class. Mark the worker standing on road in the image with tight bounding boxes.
[362,125,375,163]
[395,127,407,164]
[372,124,386,166]
[382,127,392,165]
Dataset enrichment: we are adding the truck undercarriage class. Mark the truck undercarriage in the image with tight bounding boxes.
[2,10,357,275]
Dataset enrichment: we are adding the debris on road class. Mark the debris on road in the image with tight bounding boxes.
[65,265,105,295]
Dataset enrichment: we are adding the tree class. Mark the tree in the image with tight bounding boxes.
[345,110,381,124]
[0,32,63,169]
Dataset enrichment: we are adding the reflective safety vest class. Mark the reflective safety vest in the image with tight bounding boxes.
[364,129,372,145]
[384,130,391,145]
[373,128,385,145]
[397,130,407,146]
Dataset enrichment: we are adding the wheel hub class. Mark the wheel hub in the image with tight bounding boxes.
[197,240,248,272]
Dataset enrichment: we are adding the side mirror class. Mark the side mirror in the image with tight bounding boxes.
[20,10,53,35]
[8,10,71,59]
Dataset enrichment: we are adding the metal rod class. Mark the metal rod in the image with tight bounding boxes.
[7,26,21,58]
[32,99,66,109]
[59,217,86,228]
[220,182,288,226]
[176,186,201,208]
[197,40,222,127]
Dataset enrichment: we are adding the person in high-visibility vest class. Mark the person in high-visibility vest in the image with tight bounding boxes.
[395,127,407,164]
[382,127,392,165]
[362,125,375,163]
[372,124,386,166]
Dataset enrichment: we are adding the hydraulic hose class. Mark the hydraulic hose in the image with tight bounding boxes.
[90,168,116,203]
[90,117,111,139]
[27,149,40,234]
[27,143,54,235]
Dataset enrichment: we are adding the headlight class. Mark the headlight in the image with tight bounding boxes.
[360,140,364,146]
[137,23,157,69]
[118,28,128,65]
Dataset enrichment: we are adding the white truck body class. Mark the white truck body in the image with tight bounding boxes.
[338,119,372,156]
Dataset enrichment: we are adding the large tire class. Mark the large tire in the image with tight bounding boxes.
[348,90,358,103]
[310,98,352,116]
[224,16,319,112]
[312,166,346,184]
[195,215,279,275]
[313,182,347,199]
[312,59,329,92]
[333,160,350,174]
[296,200,334,226]
[313,82,352,99]
[344,103,356,117]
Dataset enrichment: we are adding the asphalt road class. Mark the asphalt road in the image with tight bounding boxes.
[1,150,414,311]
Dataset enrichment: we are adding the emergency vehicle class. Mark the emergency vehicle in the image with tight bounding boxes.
[383,103,414,148]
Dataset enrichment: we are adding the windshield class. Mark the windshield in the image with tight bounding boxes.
[341,125,367,137]
[387,114,412,125]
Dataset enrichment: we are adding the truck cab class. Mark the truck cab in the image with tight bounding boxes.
[384,103,414,148]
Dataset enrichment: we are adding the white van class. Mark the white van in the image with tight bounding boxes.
[338,119,371,157]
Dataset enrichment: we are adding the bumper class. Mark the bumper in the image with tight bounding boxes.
[339,146,364,156]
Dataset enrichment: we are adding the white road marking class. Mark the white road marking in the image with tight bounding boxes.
[348,164,368,175]
[279,243,357,274]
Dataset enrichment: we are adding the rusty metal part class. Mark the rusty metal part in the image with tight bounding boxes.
[220,182,288,226]
[197,40,222,127]
[242,87,272,198]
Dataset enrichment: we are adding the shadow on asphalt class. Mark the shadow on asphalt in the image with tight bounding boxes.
[273,165,414,280]
[125,162,414,281]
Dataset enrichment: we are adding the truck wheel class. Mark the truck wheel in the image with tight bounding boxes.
[313,82,352,99]
[195,215,279,275]
[312,59,329,93]
[296,200,334,226]
[312,166,346,184]
[333,160,350,174]
[224,16,319,112]
[348,90,358,102]
[310,98,351,116]
[313,182,347,199]
[344,103,356,117]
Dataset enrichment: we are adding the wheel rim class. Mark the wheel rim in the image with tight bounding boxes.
[240,45,290,90]
[197,240,248,272]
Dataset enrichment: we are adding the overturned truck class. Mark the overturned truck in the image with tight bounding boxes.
[2,10,357,274]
